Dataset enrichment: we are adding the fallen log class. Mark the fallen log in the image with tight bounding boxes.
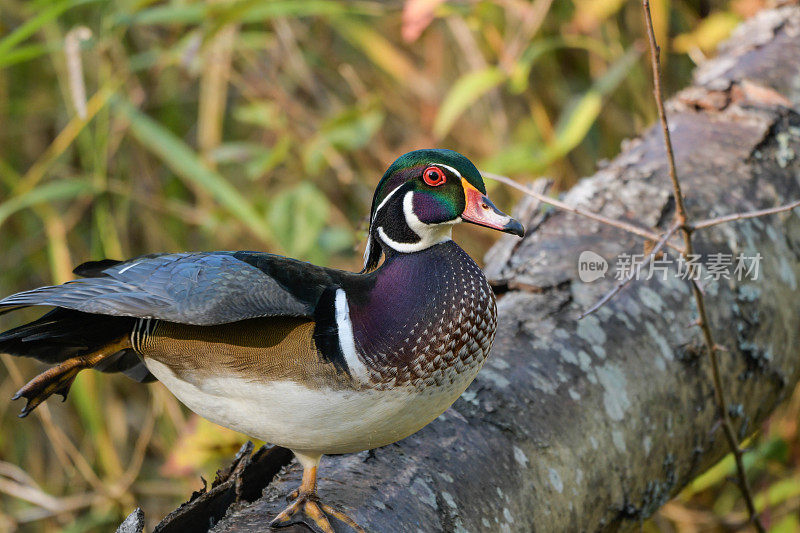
[122,6,800,532]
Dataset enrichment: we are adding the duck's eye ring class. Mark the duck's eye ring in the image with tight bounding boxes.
[423,166,446,187]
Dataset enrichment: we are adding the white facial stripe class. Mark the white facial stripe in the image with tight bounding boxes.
[368,164,463,259]
[376,191,453,253]
[334,288,370,382]
[434,163,461,178]
[370,183,405,225]
[372,163,461,225]
[369,163,459,229]
[377,226,433,253]
[363,183,408,268]
[403,189,431,236]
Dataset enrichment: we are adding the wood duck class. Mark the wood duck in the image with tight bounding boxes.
[0,149,523,532]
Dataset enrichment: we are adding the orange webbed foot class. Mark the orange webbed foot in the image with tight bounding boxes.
[270,490,364,532]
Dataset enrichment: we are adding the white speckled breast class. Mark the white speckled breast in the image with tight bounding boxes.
[349,240,498,392]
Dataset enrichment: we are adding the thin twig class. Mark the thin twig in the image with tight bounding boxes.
[0,355,107,494]
[0,461,40,490]
[64,27,92,120]
[111,394,157,498]
[483,171,686,253]
[579,222,681,319]
[641,2,764,530]
[0,477,61,511]
[691,199,800,230]
[642,3,689,238]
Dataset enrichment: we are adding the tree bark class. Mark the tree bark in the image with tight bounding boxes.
[121,7,800,532]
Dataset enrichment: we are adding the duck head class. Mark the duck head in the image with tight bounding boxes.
[362,149,524,271]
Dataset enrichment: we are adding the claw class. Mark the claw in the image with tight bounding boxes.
[11,336,130,417]
[13,363,81,417]
[272,458,365,533]
[270,491,364,533]
[319,503,366,532]
[270,492,335,533]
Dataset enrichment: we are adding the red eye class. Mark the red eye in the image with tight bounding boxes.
[422,166,446,187]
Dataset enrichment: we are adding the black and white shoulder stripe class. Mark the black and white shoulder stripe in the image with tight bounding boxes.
[313,287,370,382]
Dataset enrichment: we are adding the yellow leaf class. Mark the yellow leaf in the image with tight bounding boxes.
[674,12,741,54]
[333,19,430,97]
[434,67,506,139]
[162,415,259,477]
[571,0,625,32]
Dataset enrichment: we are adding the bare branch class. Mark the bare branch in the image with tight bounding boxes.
[64,27,92,120]
[641,1,764,530]
[0,476,99,520]
[690,199,800,230]
[579,221,681,319]
[642,3,689,235]
[483,171,686,253]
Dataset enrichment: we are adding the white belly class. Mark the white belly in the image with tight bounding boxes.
[145,358,478,455]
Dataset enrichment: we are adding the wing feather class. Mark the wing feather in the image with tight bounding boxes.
[0,252,325,325]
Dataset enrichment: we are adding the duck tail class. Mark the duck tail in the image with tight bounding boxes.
[0,308,151,417]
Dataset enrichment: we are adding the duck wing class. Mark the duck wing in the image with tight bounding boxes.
[0,251,345,325]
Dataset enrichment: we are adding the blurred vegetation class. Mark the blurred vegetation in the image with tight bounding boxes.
[0,0,793,531]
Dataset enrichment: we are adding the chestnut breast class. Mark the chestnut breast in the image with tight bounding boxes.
[348,240,497,390]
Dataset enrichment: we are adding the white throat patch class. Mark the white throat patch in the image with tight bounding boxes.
[376,191,454,254]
